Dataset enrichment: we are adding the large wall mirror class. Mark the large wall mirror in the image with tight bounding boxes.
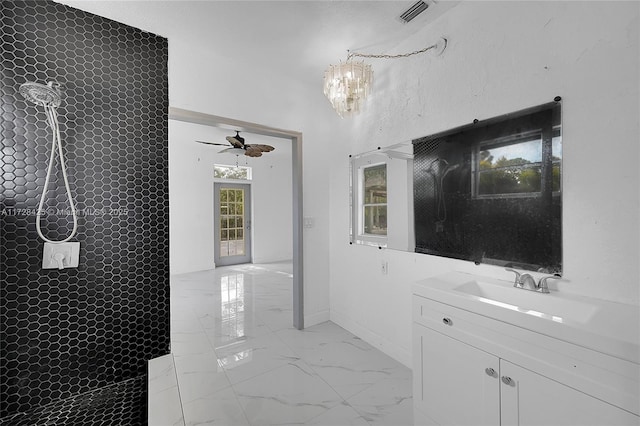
[350,101,562,274]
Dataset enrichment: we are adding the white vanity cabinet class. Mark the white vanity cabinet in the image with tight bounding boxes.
[413,282,640,426]
[499,359,638,426]
[414,324,499,425]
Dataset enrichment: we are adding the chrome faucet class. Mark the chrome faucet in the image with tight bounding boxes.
[505,268,560,294]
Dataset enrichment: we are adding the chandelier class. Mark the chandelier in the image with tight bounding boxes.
[323,37,448,118]
[323,60,373,118]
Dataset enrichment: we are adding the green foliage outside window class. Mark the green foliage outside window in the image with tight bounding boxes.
[478,136,561,195]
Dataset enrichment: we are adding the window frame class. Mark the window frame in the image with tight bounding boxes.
[360,162,388,237]
[213,164,252,181]
[350,155,389,247]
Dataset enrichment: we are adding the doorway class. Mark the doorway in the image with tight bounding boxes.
[214,182,252,266]
[169,107,304,330]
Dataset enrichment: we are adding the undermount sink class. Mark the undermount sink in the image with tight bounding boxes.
[453,280,600,324]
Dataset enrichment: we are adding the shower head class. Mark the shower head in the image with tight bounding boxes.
[19,81,62,107]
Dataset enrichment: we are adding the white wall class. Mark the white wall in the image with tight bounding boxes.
[330,1,640,366]
[169,121,292,274]
[248,135,293,264]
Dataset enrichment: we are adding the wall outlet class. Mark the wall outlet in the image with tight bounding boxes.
[304,217,315,229]
[381,260,388,275]
[42,242,80,269]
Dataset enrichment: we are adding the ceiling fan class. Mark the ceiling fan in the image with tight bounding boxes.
[196,131,275,157]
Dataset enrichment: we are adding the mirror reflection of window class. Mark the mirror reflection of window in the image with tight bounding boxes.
[475,128,562,197]
[477,133,544,196]
[362,164,387,235]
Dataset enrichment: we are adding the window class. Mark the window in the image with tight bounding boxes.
[361,163,387,235]
[214,164,252,180]
[473,128,561,197]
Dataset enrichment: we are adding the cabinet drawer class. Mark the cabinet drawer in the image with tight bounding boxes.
[413,294,472,333]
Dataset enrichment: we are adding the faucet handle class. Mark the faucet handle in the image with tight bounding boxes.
[505,268,522,287]
[538,275,561,293]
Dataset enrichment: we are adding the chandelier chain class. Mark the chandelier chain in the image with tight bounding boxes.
[346,43,437,61]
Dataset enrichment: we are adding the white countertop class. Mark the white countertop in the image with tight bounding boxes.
[413,271,640,365]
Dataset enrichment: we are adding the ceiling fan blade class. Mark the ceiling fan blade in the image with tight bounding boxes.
[196,140,230,147]
[246,144,275,152]
[244,147,264,157]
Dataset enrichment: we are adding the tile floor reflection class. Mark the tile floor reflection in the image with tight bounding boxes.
[164,262,412,426]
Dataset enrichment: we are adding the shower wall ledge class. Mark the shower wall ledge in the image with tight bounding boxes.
[148,354,184,426]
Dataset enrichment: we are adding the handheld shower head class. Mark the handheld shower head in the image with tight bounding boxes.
[19,81,62,107]
[19,80,77,243]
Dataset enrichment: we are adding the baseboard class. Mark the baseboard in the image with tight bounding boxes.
[330,310,412,368]
[252,256,293,264]
[304,309,330,328]
[169,263,215,276]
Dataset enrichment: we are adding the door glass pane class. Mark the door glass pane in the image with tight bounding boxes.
[219,187,246,258]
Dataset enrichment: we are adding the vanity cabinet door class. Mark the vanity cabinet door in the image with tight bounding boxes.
[414,324,500,426]
[500,360,639,426]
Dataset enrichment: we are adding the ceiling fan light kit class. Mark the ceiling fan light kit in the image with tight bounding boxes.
[323,36,448,118]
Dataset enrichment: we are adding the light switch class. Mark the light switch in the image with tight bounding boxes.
[42,242,80,269]
[304,217,315,229]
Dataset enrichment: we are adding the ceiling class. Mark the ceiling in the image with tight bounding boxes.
[60,0,460,87]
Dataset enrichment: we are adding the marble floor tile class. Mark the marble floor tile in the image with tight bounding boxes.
[182,386,250,426]
[233,360,343,425]
[347,376,413,425]
[256,306,295,332]
[173,351,232,404]
[302,335,408,400]
[275,322,357,358]
[215,332,300,385]
[167,262,413,426]
[304,402,371,426]
[170,330,214,357]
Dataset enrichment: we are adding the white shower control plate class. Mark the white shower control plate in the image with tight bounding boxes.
[42,242,80,269]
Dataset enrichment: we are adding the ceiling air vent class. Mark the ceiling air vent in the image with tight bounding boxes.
[399,1,429,23]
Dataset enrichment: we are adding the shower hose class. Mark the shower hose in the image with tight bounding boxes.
[37,105,78,243]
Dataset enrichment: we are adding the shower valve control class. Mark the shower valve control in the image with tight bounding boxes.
[42,242,80,270]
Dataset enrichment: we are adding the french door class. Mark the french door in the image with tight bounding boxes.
[214,183,252,266]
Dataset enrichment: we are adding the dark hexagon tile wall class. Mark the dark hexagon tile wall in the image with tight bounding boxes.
[1,0,169,420]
